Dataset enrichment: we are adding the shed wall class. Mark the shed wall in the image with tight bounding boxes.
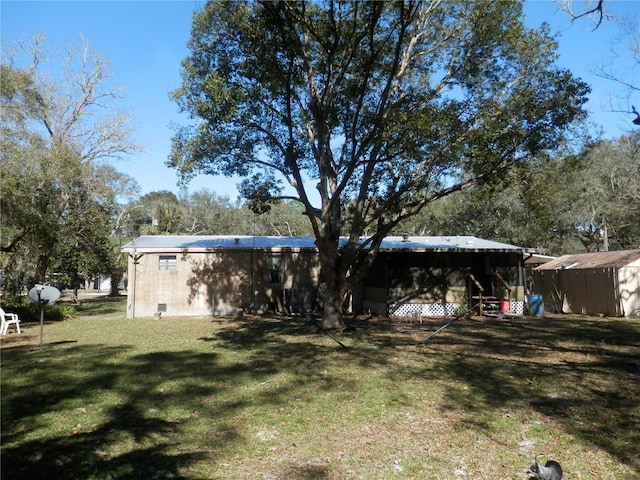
[533,268,626,317]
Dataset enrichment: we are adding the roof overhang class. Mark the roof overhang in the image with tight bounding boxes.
[524,253,557,265]
[121,235,527,255]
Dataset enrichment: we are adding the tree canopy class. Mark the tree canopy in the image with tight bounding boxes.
[170,0,590,328]
[400,131,640,254]
[0,37,139,294]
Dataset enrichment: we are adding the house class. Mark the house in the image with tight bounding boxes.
[87,274,112,292]
[532,250,640,317]
[121,235,530,318]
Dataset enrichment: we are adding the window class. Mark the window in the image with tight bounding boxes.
[267,255,284,284]
[159,255,177,271]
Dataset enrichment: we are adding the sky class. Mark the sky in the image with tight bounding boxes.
[2,1,639,200]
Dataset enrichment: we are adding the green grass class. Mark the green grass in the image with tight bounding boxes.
[1,296,639,479]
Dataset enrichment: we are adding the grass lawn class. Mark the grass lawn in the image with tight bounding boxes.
[1,295,639,479]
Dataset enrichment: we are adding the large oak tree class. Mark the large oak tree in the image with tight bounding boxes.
[170,0,589,329]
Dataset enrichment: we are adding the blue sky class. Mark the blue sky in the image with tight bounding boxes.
[2,1,639,199]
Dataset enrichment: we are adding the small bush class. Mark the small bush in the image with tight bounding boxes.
[0,296,76,322]
[0,296,36,321]
[46,302,77,321]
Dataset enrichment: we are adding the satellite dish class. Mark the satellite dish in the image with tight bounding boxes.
[28,285,61,305]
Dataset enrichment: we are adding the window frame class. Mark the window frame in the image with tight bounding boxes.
[266,254,284,284]
[158,255,177,271]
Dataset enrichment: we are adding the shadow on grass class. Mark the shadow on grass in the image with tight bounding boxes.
[423,316,640,471]
[1,318,356,479]
[1,344,223,479]
[1,314,638,478]
[206,314,640,473]
[73,295,127,318]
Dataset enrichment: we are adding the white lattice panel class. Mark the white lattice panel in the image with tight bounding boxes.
[390,301,524,317]
[512,301,524,315]
[390,303,460,317]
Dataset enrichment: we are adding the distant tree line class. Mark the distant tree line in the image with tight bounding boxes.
[120,189,315,238]
[6,128,640,298]
[8,126,635,297]
[399,132,640,254]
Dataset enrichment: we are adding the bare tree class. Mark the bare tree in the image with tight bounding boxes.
[559,1,640,125]
[597,16,640,122]
[1,35,140,292]
[4,35,140,164]
[559,0,609,30]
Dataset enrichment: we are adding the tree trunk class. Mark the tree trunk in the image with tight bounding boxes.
[321,285,346,331]
[109,271,122,297]
[34,254,48,284]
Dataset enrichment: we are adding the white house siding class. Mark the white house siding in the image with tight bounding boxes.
[618,262,640,317]
[126,247,320,318]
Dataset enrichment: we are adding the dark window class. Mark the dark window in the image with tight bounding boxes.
[267,255,284,284]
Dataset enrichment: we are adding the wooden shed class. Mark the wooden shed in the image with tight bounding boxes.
[532,250,640,317]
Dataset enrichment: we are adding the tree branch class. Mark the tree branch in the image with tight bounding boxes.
[560,0,608,30]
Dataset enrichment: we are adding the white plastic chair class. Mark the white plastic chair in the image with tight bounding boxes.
[0,307,21,335]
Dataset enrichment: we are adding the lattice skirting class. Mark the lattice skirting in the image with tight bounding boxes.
[511,301,525,315]
[390,301,525,317]
[390,303,458,317]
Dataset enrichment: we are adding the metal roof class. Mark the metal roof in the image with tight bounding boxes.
[377,236,522,251]
[121,235,524,253]
[534,250,640,270]
[524,253,557,265]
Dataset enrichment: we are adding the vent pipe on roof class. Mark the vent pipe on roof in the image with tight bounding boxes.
[402,234,410,242]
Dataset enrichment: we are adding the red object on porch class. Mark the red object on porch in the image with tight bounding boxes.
[499,300,510,312]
